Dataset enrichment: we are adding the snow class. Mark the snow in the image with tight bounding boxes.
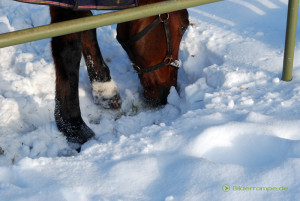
[1,0,300,200]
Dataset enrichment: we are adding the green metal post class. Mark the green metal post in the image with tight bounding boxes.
[0,0,223,48]
[282,0,299,81]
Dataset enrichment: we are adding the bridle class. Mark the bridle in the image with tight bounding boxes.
[117,13,182,74]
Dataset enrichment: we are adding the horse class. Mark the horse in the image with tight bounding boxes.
[17,0,189,147]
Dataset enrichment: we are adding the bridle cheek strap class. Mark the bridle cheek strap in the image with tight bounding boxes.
[117,14,182,74]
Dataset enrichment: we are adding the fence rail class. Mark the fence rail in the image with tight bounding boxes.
[0,0,222,48]
[0,0,298,81]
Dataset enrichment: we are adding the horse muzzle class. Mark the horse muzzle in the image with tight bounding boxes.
[143,86,170,105]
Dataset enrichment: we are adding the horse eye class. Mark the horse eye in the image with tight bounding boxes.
[179,25,188,34]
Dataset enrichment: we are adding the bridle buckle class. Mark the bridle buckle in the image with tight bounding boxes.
[159,13,169,23]
[164,56,173,66]
[132,63,142,73]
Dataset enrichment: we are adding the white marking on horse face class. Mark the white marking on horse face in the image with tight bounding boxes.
[92,79,119,99]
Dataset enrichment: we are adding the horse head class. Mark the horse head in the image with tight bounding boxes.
[117,1,189,105]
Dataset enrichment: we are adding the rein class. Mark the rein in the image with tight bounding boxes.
[117,13,182,74]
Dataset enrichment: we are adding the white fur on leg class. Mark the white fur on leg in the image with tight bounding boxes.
[92,79,119,99]
[92,80,120,108]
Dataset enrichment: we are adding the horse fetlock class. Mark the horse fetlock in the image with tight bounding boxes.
[55,115,95,145]
[92,79,121,109]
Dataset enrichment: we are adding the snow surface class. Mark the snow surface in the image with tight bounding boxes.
[1,0,300,200]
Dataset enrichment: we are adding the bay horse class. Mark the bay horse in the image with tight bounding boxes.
[18,0,189,147]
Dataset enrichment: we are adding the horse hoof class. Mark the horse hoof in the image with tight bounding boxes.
[66,123,95,145]
[56,118,95,146]
[104,94,121,109]
[92,80,121,109]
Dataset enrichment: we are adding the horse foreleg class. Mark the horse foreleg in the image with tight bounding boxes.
[82,28,121,109]
[50,7,94,146]
[52,33,94,145]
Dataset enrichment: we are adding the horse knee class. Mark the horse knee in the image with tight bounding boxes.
[81,29,112,83]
